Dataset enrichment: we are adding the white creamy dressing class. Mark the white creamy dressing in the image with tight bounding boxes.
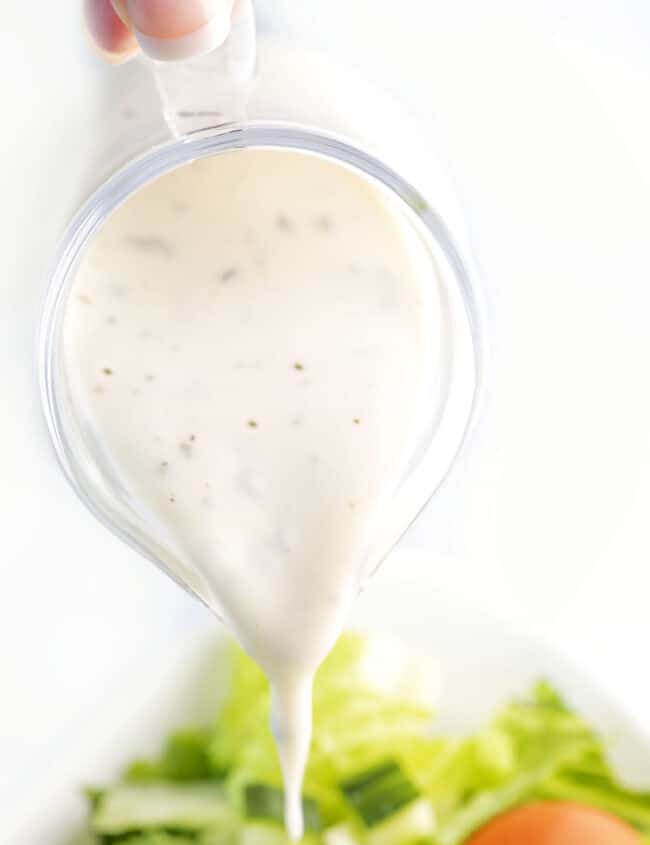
[63,149,440,838]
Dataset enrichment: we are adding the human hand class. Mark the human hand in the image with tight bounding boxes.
[84,0,235,63]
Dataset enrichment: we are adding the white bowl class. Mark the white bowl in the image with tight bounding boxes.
[7,566,650,844]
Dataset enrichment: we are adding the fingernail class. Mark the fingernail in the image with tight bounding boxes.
[127,0,233,62]
[85,0,138,63]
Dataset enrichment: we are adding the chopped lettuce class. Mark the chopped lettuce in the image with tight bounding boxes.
[126,729,213,783]
[85,635,650,845]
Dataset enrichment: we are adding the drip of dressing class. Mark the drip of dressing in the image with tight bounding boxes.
[63,149,440,839]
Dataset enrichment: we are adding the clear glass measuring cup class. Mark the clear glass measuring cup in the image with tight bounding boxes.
[40,2,487,607]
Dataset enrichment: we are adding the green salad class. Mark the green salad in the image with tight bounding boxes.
[85,634,650,845]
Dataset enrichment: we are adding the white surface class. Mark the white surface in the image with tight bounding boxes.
[2,0,650,817]
[6,572,650,843]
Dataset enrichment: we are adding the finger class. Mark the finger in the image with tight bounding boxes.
[126,0,234,61]
[110,0,130,25]
[84,0,139,63]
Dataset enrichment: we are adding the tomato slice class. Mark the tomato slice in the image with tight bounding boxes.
[465,801,642,844]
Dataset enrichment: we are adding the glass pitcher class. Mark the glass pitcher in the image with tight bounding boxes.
[39,0,487,608]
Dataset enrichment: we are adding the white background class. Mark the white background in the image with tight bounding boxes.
[2,0,650,806]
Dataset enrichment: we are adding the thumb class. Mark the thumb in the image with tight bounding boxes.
[125,0,235,61]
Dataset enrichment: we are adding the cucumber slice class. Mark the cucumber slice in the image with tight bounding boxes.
[342,762,399,797]
[92,782,233,835]
[245,784,322,831]
[340,761,419,826]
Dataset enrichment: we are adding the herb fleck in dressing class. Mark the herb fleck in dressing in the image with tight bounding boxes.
[63,149,440,840]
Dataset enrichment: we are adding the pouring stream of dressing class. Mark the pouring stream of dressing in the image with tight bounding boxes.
[63,149,441,839]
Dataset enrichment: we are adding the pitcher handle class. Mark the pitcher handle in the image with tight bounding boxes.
[148,0,257,138]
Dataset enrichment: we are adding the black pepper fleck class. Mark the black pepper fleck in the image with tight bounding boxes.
[126,235,174,257]
[248,420,259,429]
[353,418,361,425]
[293,362,304,371]
[219,267,239,283]
[169,496,176,503]
[103,368,113,376]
